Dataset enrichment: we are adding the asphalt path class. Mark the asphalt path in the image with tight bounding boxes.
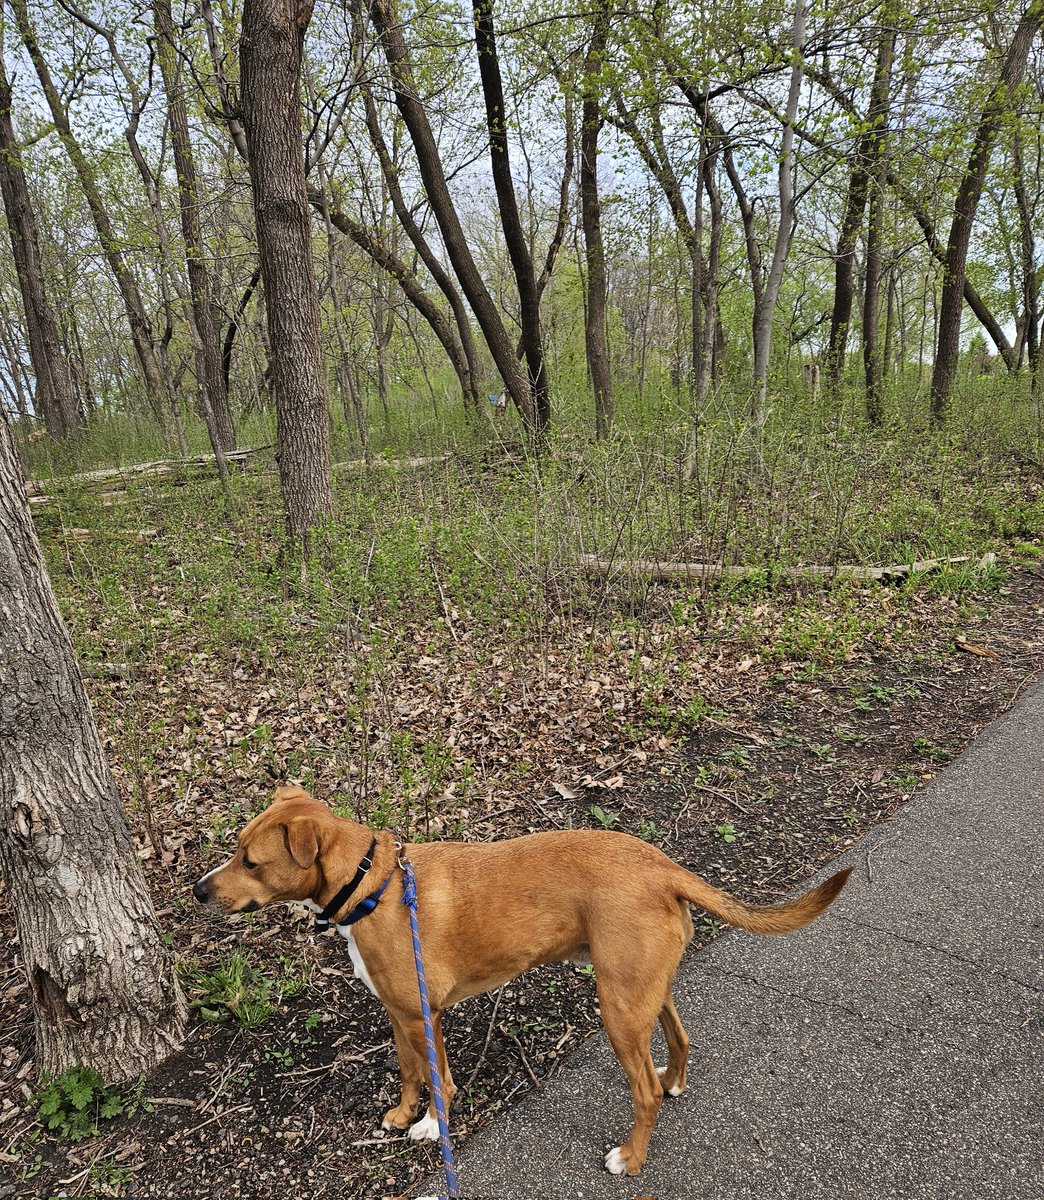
[420,682,1044,1199]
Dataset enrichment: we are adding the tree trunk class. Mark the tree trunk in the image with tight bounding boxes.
[471,0,550,437]
[930,1,1043,421]
[825,146,871,393]
[751,0,807,429]
[861,13,896,425]
[0,59,79,440]
[240,0,334,544]
[580,1,613,440]
[154,0,237,462]
[369,0,534,430]
[351,0,483,411]
[1012,128,1040,383]
[0,411,186,1082]
[10,0,172,443]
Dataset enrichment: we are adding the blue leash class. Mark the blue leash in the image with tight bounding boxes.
[401,858,459,1199]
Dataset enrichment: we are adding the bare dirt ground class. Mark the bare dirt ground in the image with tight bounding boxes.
[2,570,1042,1200]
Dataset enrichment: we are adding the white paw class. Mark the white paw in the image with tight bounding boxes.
[604,1146,628,1175]
[408,1111,441,1142]
[657,1067,685,1097]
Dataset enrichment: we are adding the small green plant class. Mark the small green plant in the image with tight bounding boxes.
[636,818,664,842]
[88,1154,138,1196]
[714,822,737,844]
[698,915,723,938]
[911,736,949,761]
[36,1067,152,1142]
[178,950,310,1028]
[588,804,620,829]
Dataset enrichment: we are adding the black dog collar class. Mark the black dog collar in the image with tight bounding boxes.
[314,837,378,931]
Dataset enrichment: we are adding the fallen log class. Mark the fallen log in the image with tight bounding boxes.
[577,552,996,583]
[25,446,268,497]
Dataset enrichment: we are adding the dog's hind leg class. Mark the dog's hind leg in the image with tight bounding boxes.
[598,985,664,1176]
[382,1012,425,1132]
[656,992,689,1097]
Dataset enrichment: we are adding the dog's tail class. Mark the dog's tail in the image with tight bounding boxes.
[676,865,852,935]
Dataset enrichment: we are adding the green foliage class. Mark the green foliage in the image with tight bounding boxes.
[178,950,310,1028]
[35,1067,153,1142]
[588,804,620,829]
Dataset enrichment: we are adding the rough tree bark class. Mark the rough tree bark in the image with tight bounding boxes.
[580,0,613,439]
[0,57,79,439]
[0,410,186,1082]
[240,0,334,543]
[930,1,1043,421]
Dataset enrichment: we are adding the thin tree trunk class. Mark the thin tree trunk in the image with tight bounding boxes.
[471,0,550,437]
[369,0,534,430]
[154,0,236,468]
[580,1,613,440]
[10,0,171,441]
[314,163,369,453]
[0,58,79,439]
[862,13,897,425]
[312,186,475,405]
[222,266,263,401]
[351,0,483,410]
[1012,129,1040,383]
[930,1,1043,421]
[0,410,186,1082]
[240,0,334,545]
[825,146,871,393]
[752,0,807,429]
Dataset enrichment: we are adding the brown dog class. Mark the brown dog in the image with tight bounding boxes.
[193,785,851,1176]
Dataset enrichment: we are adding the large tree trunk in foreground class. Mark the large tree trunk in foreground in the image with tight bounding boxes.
[0,411,186,1082]
[240,0,333,543]
[0,59,79,440]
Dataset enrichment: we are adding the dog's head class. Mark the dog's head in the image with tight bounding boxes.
[192,785,353,914]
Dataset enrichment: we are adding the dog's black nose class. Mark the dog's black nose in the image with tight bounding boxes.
[192,878,210,904]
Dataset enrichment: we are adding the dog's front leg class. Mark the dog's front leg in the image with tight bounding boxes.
[383,1011,456,1142]
[381,1012,425,1133]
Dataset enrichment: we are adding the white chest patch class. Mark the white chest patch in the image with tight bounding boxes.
[336,923,377,995]
[299,900,377,996]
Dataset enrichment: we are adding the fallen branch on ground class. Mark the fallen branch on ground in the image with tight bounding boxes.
[25,446,268,499]
[577,552,996,583]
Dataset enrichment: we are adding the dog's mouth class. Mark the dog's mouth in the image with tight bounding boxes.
[237,899,262,914]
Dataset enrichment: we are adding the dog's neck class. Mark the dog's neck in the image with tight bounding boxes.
[312,825,396,919]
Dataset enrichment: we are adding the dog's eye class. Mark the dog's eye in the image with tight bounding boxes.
[242,855,257,871]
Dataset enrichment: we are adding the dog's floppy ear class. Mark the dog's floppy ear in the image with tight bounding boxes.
[273,784,308,804]
[282,819,319,868]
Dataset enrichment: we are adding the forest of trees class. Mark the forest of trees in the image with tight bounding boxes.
[2,0,1043,1121]
[1,1,1043,517]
